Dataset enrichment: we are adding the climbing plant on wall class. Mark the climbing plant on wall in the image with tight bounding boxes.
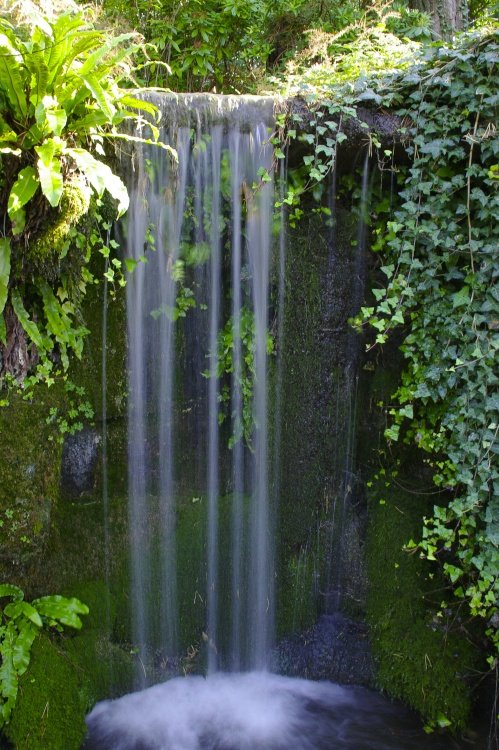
[274,21,498,664]
[359,27,499,657]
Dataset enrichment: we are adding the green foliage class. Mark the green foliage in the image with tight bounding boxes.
[271,1,423,95]
[275,14,498,665]
[204,308,274,448]
[103,0,261,91]
[0,5,170,389]
[107,0,435,92]
[356,28,499,656]
[45,379,94,442]
[0,583,88,728]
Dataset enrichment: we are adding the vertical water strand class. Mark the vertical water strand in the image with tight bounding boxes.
[101,246,112,690]
[353,150,370,315]
[157,125,192,656]
[272,154,287,531]
[331,150,369,613]
[323,164,340,613]
[127,151,150,684]
[191,119,210,486]
[229,129,244,670]
[206,125,223,674]
[248,124,274,669]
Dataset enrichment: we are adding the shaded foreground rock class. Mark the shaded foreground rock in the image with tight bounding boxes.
[273,612,376,686]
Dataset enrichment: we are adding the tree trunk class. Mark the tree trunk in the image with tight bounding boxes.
[409,0,466,38]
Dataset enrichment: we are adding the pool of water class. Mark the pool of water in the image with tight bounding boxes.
[83,672,476,750]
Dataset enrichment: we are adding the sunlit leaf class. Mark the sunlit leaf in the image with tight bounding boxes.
[7,167,39,219]
[35,141,64,207]
[0,239,11,336]
[66,147,129,216]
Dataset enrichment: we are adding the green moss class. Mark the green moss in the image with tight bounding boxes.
[0,386,64,590]
[30,180,91,263]
[277,546,318,637]
[271,205,361,637]
[366,474,477,730]
[4,580,135,750]
[64,581,135,701]
[4,634,87,750]
[176,495,207,655]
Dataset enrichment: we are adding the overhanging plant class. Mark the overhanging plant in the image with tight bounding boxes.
[0,2,173,386]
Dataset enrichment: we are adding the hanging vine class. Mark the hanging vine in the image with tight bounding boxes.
[356,27,499,658]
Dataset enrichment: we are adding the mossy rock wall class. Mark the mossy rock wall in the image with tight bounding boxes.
[358,338,481,730]
[274,201,368,635]
[365,471,478,729]
[0,389,62,591]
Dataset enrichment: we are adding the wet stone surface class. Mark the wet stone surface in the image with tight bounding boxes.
[273,613,376,686]
[61,428,101,499]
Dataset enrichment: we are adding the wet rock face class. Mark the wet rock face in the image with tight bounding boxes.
[273,613,376,687]
[61,428,101,499]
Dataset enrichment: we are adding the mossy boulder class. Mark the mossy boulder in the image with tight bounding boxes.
[366,474,478,730]
[4,633,88,750]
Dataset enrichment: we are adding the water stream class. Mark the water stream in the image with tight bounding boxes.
[125,95,276,675]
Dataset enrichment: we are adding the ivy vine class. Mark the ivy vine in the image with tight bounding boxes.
[359,28,499,658]
[275,24,498,663]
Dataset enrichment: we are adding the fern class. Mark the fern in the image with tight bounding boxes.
[0,586,88,727]
[0,6,170,386]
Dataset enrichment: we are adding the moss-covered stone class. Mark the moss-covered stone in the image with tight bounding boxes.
[4,633,88,750]
[0,386,65,591]
[3,581,135,750]
[29,179,91,265]
[272,202,366,636]
[366,473,478,729]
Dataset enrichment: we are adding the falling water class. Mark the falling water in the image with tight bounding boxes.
[125,95,276,677]
[324,151,369,614]
[101,250,112,690]
[206,124,222,674]
[126,122,191,679]
[229,129,244,671]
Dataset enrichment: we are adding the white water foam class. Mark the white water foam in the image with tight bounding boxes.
[84,672,458,750]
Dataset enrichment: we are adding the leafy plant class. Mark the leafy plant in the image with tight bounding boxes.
[45,379,94,442]
[0,583,88,727]
[355,28,499,657]
[204,308,274,448]
[0,4,171,388]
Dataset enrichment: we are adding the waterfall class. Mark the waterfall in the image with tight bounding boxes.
[125,95,276,678]
[86,100,470,750]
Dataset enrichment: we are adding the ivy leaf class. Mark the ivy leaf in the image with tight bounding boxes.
[452,286,470,308]
[11,291,48,352]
